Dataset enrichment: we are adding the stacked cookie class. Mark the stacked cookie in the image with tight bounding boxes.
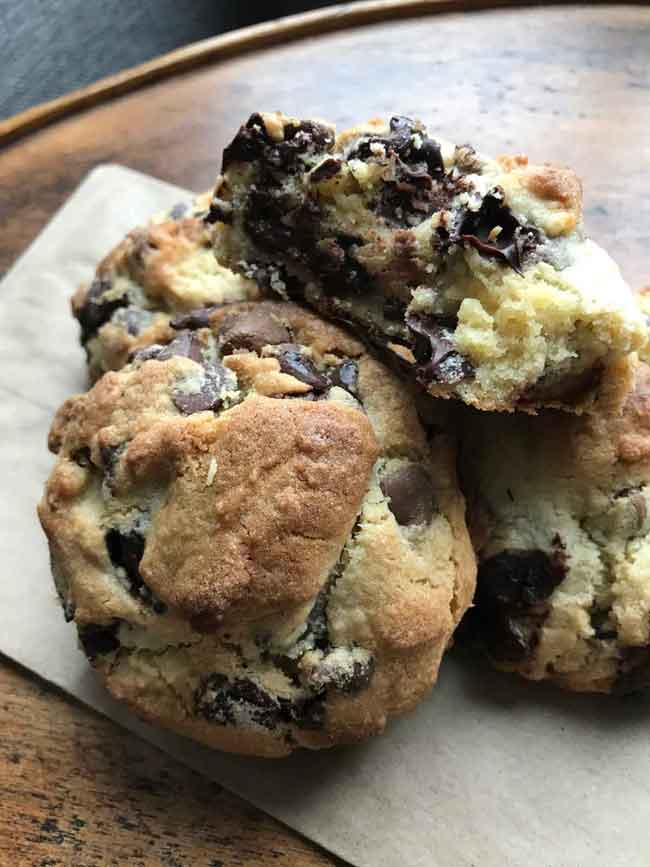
[39,113,650,757]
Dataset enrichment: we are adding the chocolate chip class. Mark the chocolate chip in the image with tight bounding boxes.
[205,200,231,224]
[457,189,541,274]
[218,310,291,355]
[105,528,168,612]
[277,347,329,391]
[72,447,92,468]
[133,330,205,364]
[195,674,287,729]
[157,330,205,362]
[222,113,334,174]
[173,362,232,415]
[310,158,342,183]
[168,202,189,220]
[78,622,120,661]
[329,360,359,395]
[381,463,434,526]
[106,529,145,587]
[406,313,473,385]
[75,277,128,343]
[170,306,218,330]
[480,549,566,610]
[464,549,567,664]
[326,657,375,694]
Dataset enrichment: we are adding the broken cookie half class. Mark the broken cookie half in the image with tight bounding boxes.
[210,112,648,413]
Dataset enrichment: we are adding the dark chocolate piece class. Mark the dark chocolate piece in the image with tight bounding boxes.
[134,330,205,364]
[72,447,92,468]
[330,360,359,396]
[195,674,288,729]
[218,309,291,355]
[172,362,232,415]
[277,347,329,391]
[405,313,473,385]
[170,306,218,330]
[466,548,566,664]
[457,189,540,275]
[381,463,435,526]
[222,113,334,174]
[310,158,342,183]
[78,622,120,661]
[105,529,145,587]
[75,277,128,343]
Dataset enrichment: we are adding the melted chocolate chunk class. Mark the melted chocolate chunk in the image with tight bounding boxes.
[75,277,128,343]
[173,362,232,415]
[78,622,120,661]
[222,113,334,174]
[457,189,540,274]
[405,313,473,385]
[381,463,435,526]
[134,330,205,364]
[106,528,168,613]
[481,549,566,609]
[218,309,291,355]
[466,549,567,664]
[72,447,92,468]
[326,657,375,694]
[170,306,218,330]
[157,330,205,363]
[277,347,329,391]
[329,360,359,395]
[105,529,145,586]
[195,674,288,729]
[310,158,342,183]
[243,186,368,295]
[346,116,453,225]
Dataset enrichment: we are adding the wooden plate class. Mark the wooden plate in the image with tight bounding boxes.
[1,4,649,865]
[2,2,649,289]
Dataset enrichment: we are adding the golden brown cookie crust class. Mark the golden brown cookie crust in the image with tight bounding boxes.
[40,300,475,754]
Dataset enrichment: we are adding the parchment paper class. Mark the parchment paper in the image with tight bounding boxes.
[2,164,649,867]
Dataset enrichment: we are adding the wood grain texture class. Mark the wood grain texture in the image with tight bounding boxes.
[1,6,649,288]
[0,657,343,867]
[1,5,649,865]
[1,0,629,145]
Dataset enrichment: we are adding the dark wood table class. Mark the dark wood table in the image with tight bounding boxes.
[2,3,649,864]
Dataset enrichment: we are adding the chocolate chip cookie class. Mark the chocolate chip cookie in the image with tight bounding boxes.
[210,112,647,412]
[39,301,475,755]
[459,354,650,693]
[72,192,259,379]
